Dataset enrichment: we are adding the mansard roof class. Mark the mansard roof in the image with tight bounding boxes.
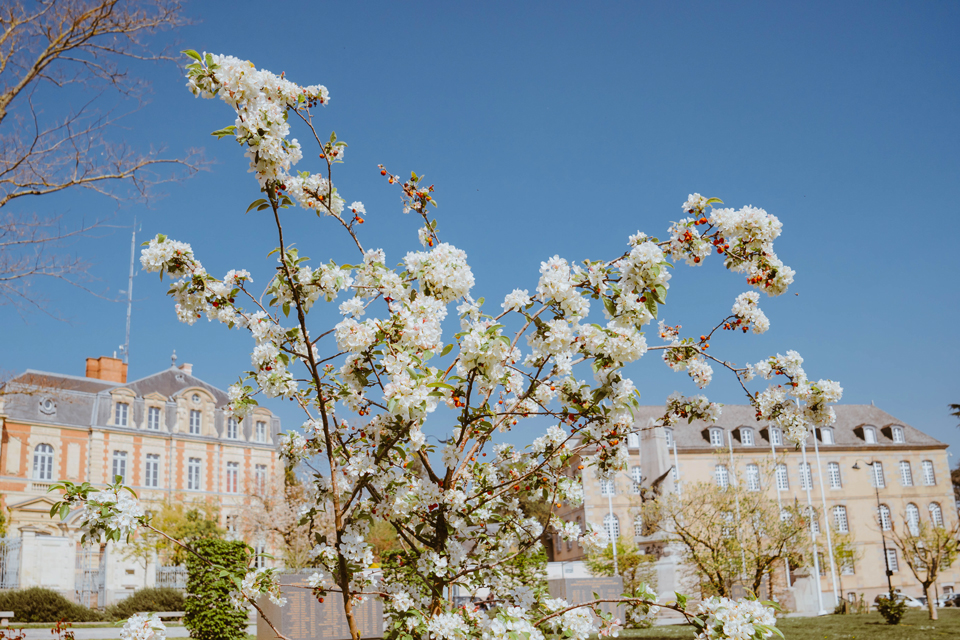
[121,367,229,405]
[634,404,945,450]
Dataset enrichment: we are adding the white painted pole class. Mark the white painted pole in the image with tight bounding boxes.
[607,487,619,575]
[771,431,791,586]
[812,431,841,608]
[801,438,827,615]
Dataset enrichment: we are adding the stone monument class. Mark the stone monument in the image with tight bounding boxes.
[256,574,383,640]
[547,576,625,620]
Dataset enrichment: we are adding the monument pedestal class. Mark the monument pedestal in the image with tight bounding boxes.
[256,574,383,640]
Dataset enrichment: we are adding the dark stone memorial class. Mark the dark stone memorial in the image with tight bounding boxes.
[547,577,625,621]
[256,574,383,640]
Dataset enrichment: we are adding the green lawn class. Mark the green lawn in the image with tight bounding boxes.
[615,609,960,640]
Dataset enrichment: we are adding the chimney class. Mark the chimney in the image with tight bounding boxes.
[85,355,128,383]
[179,363,193,376]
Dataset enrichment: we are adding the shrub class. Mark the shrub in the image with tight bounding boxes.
[184,538,250,640]
[876,594,907,625]
[0,587,102,622]
[104,587,186,621]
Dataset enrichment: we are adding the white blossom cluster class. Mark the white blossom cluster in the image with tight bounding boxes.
[120,614,166,640]
[694,597,777,640]
[730,292,769,334]
[80,489,144,540]
[660,392,723,427]
[229,568,286,610]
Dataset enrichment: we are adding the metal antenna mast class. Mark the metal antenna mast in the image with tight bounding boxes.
[120,219,136,364]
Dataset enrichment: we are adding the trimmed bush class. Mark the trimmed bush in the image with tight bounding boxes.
[0,587,102,622]
[185,538,250,640]
[104,587,186,621]
[876,594,908,625]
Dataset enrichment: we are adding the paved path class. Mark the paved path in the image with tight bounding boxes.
[20,625,257,639]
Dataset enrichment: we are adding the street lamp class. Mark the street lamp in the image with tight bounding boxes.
[852,460,894,596]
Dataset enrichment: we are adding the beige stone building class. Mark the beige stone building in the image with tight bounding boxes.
[0,355,283,605]
[552,404,958,608]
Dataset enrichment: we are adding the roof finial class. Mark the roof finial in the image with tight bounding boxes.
[171,349,177,368]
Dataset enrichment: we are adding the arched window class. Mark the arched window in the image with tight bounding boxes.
[630,466,642,494]
[906,503,920,536]
[603,513,620,542]
[820,428,835,445]
[708,428,724,447]
[892,426,905,443]
[775,464,789,490]
[715,464,730,489]
[878,504,892,531]
[922,460,936,486]
[871,461,886,488]
[33,444,54,480]
[769,427,783,446]
[863,426,877,444]
[745,464,761,491]
[833,505,849,533]
[899,461,913,487]
[627,433,640,449]
[740,428,754,446]
[929,503,944,527]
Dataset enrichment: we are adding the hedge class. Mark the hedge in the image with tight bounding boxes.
[104,587,186,621]
[0,587,102,622]
[185,538,250,640]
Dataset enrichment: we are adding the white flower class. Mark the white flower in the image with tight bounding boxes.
[121,614,166,640]
[502,289,532,312]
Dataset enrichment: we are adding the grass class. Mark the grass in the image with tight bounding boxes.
[614,609,960,639]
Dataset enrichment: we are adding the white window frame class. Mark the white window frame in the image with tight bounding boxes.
[740,428,754,446]
[112,450,127,483]
[255,464,267,495]
[820,428,834,445]
[929,503,943,527]
[799,462,813,490]
[775,463,789,490]
[256,420,267,443]
[892,426,905,443]
[864,426,877,444]
[746,463,761,492]
[115,402,129,427]
[627,433,640,448]
[770,427,783,446]
[886,548,899,572]
[872,461,886,489]
[145,453,160,488]
[878,504,892,531]
[922,460,936,486]
[33,443,54,481]
[147,406,161,431]
[187,457,202,491]
[633,514,643,537]
[189,409,202,435]
[226,461,239,494]
[603,513,620,542]
[600,478,616,496]
[906,503,920,536]
[899,461,914,487]
[227,418,238,440]
[828,462,842,489]
[709,428,724,447]
[630,466,642,494]
[715,464,730,489]
[833,505,849,533]
[664,428,674,448]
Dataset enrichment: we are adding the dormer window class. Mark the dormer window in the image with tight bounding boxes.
[115,402,129,427]
[863,426,877,444]
[664,428,674,448]
[708,428,724,447]
[820,428,834,445]
[892,426,905,443]
[627,433,640,449]
[226,418,238,440]
[740,428,754,446]
[189,409,202,435]
[769,427,783,446]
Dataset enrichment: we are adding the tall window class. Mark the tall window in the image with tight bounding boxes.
[189,410,202,435]
[600,478,616,496]
[630,466,642,494]
[872,461,886,488]
[115,402,129,427]
[188,457,202,491]
[820,428,834,445]
[715,464,730,489]
[770,428,783,446]
[833,505,849,533]
[603,513,620,542]
[627,433,640,448]
[225,515,238,534]
[828,462,842,489]
[885,548,899,572]
[256,421,267,443]
[33,444,54,480]
[255,464,267,494]
[709,428,724,447]
[740,428,754,446]
[112,450,127,483]
[775,464,789,490]
[905,503,920,536]
[864,427,877,444]
[922,460,936,486]
[634,514,643,537]
[892,426,905,443]
[147,406,161,430]
[899,461,914,487]
[225,462,239,493]
[929,503,944,527]
[806,507,820,534]
[878,504,892,531]
[746,464,761,492]
[799,462,813,490]
[145,454,160,488]
[226,418,238,440]
[664,428,674,448]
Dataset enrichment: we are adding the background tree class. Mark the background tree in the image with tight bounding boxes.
[150,498,223,565]
[584,536,657,628]
[829,528,862,612]
[0,0,199,315]
[887,514,960,621]
[644,473,811,598]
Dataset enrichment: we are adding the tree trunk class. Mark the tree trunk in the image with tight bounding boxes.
[925,583,938,621]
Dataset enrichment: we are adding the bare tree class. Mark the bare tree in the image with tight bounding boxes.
[0,0,200,315]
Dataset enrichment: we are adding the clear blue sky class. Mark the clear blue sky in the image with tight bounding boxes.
[4,1,959,458]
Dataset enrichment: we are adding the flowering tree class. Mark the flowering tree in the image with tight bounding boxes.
[887,515,960,621]
[51,50,847,640]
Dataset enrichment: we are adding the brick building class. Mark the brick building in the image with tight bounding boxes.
[0,355,283,605]
[552,404,958,609]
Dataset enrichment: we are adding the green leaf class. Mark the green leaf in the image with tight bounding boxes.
[182,50,203,62]
[211,125,237,140]
[705,197,724,207]
[440,344,453,357]
[644,297,658,319]
[426,382,455,390]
